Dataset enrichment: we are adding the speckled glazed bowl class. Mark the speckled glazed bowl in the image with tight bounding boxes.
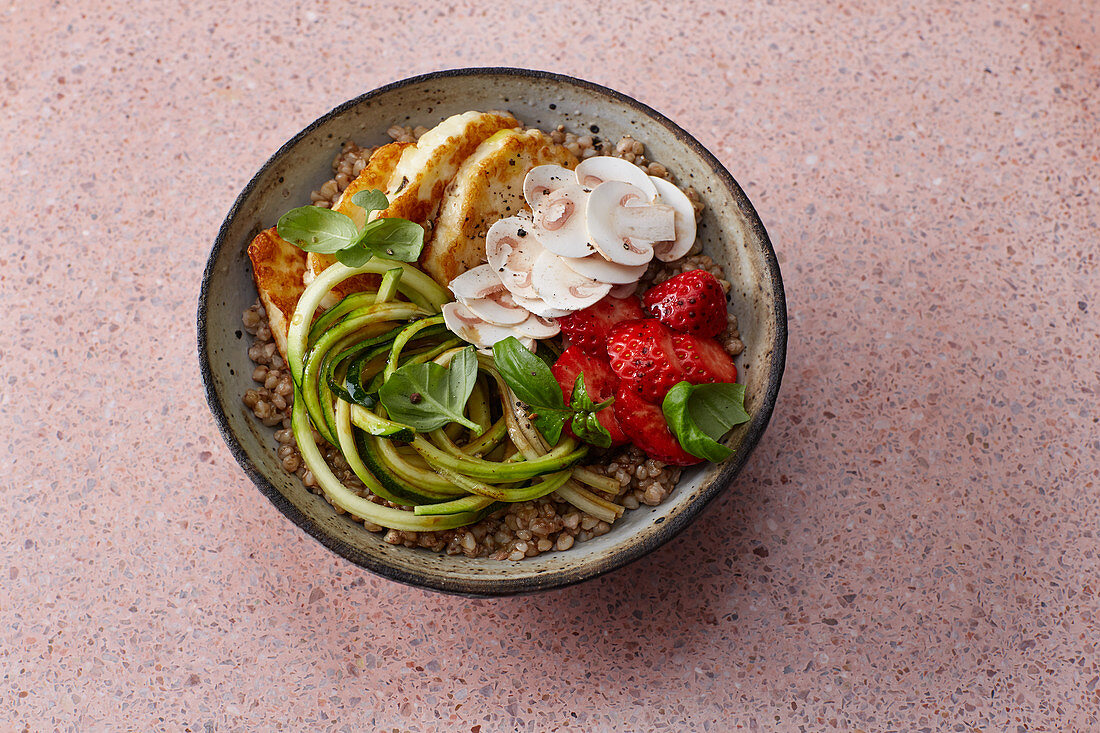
[198,68,786,596]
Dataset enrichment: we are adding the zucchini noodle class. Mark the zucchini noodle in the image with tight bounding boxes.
[286,258,623,533]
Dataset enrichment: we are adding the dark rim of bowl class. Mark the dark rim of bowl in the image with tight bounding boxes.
[197,66,787,597]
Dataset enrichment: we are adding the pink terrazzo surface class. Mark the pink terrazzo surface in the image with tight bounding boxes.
[2,0,1098,730]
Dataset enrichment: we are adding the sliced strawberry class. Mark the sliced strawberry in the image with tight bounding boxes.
[613,385,701,466]
[557,295,644,356]
[671,333,738,384]
[551,347,628,445]
[605,319,687,403]
[642,269,727,338]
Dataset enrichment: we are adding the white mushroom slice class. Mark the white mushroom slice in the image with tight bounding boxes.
[449,264,506,301]
[587,181,675,266]
[575,156,658,201]
[442,302,527,350]
[530,183,593,258]
[463,290,529,326]
[608,282,639,298]
[513,294,572,319]
[559,253,650,285]
[531,251,612,310]
[523,164,576,208]
[485,213,544,301]
[650,176,698,262]
[513,313,561,339]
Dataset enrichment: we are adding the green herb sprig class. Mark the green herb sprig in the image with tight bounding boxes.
[492,337,614,447]
[277,189,424,264]
[378,346,481,433]
[661,381,750,461]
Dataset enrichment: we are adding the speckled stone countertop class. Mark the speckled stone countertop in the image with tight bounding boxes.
[3,0,1098,730]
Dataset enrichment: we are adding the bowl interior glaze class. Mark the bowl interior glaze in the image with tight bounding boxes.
[198,68,786,596]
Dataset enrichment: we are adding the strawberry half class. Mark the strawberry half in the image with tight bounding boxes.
[642,269,727,338]
[613,386,701,466]
[671,332,738,384]
[605,319,687,404]
[551,347,628,446]
[557,295,644,356]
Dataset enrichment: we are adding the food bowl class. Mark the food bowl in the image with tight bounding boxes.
[197,67,786,596]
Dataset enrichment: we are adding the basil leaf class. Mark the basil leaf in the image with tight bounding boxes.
[528,407,566,447]
[689,382,749,436]
[378,346,480,433]
[276,206,357,253]
[492,337,565,411]
[357,217,425,262]
[571,411,613,448]
[567,374,614,448]
[570,374,595,411]
[350,189,389,217]
[662,381,750,462]
[444,347,479,428]
[275,188,424,264]
[569,373,612,413]
[333,243,373,268]
[492,337,570,445]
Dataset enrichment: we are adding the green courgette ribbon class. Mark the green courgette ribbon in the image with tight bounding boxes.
[283,259,623,533]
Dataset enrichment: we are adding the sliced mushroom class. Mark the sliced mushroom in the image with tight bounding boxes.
[531,250,612,311]
[608,281,639,298]
[442,302,530,350]
[513,294,572,319]
[650,176,698,262]
[485,213,544,301]
[449,264,505,301]
[463,290,530,325]
[523,164,576,209]
[558,252,650,284]
[575,156,658,201]
[513,312,561,339]
[530,183,593,258]
[586,181,675,266]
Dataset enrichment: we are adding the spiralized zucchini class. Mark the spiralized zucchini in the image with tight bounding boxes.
[286,258,618,533]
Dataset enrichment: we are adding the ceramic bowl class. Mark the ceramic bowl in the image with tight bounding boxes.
[198,68,786,596]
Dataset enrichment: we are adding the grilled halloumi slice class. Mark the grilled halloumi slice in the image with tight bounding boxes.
[373,111,519,283]
[305,141,412,302]
[424,128,578,284]
[248,227,307,361]
[332,141,412,228]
